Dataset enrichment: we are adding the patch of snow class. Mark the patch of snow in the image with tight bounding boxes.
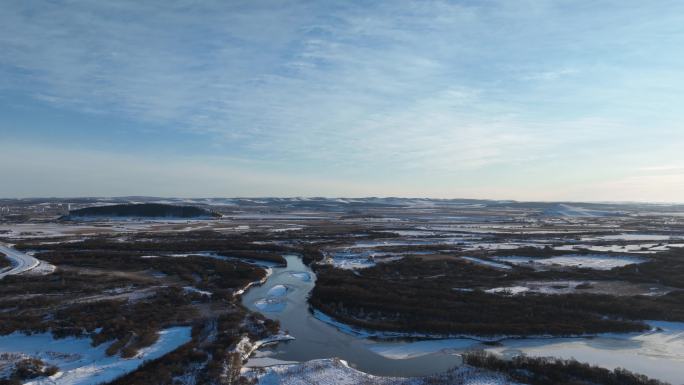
[463,242,545,251]
[255,297,286,313]
[288,272,311,282]
[244,357,298,367]
[234,333,296,363]
[554,243,660,254]
[24,260,57,276]
[594,233,673,241]
[496,254,645,270]
[269,227,304,233]
[535,255,645,270]
[485,286,530,295]
[0,327,191,385]
[183,286,212,297]
[369,339,479,359]
[233,268,273,298]
[461,257,512,270]
[486,321,684,385]
[241,358,520,385]
[254,284,288,312]
[266,285,288,297]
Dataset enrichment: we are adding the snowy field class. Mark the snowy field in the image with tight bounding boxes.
[533,254,645,270]
[494,254,645,270]
[355,322,684,384]
[554,242,684,254]
[0,327,192,385]
[479,280,671,297]
[485,321,684,385]
[241,358,522,385]
[326,249,417,270]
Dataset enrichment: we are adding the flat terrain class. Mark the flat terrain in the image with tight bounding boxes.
[1,197,683,384]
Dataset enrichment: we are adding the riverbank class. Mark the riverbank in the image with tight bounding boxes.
[241,254,684,384]
[241,358,521,385]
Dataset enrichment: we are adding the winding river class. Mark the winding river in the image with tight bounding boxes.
[242,255,684,384]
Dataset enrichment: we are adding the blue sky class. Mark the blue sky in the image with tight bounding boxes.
[1,0,684,201]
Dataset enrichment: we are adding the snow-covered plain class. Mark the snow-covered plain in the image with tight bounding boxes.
[368,339,479,359]
[592,233,674,241]
[480,280,671,297]
[533,254,645,270]
[0,327,192,385]
[554,242,684,254]
[461,257,512,270]
[310,320,684,384]
[495,254,645,270]
[242,358,522,385]
[326,249,413,270]
[485,321,684,385]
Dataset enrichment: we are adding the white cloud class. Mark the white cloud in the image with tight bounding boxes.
[2,1,684,199]
[522,67,579,81]
[0,2,604,168]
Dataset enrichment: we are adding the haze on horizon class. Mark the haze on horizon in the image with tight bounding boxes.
[1,1,683,202]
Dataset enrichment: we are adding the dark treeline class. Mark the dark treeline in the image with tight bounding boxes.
[0,249,267,357]
[0,251,10,269]
[0,229,294,384]
[109,312,279,385]
[463,352,669,385]
[0,356,58,385]
[17,232,289,265]
[310,254,684,336]
[36,252,265,298]
[301,245,325,265]
[0,286,196,357]
[63,203,220,219]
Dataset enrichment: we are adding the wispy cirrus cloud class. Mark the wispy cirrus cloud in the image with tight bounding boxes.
[2,1,684,199]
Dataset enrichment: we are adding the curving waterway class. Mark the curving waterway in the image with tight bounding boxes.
[242,254,684,384]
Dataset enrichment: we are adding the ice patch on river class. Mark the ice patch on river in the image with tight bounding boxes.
[255,298,287,312]
[254,285,290,312]
[267,285,288,297]
[289,271,311,281]
[369,339,479,359]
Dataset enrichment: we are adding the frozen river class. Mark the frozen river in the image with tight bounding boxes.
[243,255,684,384]
[0,242,40,279]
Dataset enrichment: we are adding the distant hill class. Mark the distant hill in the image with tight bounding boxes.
[62,203,221,220]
